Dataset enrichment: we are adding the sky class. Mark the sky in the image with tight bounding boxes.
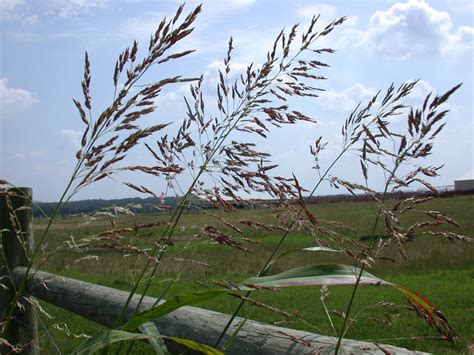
[0,0,473,202]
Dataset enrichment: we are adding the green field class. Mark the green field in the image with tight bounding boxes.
[33,195,474,354]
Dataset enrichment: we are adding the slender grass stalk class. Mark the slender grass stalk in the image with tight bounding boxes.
[113,26,347,352]
[320,288,337,337]
[115,21,352,351]
[114,105,255,353]
[4,5,461,353]
[113,77,281,329]
[334,176,394,352]
[1,77,136,335]
[216,81,425,348]
[215,150,347,347]
[1,161,82,338]
[113,23,334,327]
[34,309,61,355]
[334,148,413,353]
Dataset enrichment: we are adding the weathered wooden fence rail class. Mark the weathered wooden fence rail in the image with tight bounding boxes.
[12,267,428,354]
[1,188,427,354]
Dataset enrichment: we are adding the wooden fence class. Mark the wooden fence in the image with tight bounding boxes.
[0,188,426,354]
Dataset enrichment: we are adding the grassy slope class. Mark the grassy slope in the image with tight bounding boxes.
[34,195,474,354]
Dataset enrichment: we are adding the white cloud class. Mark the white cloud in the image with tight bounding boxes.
[45,0,106,18]
[317,83,377,113]
[119,11,167,41]
[344,16,359,27]
[295,5,360,51]
[407,79,458,113]
[326,28,365,50]
[188,0,254,11]
[0,78,38,114]
[180,1,262,55]
[0,151,46,163]
[5,31,39,42]
[206,60,249,78]
[59,129,82,148]
[120,0,254,40]
[409,79,435,100]
[363,0,473,59]
[296,4,337,21]
[231,0,255,6]
[22,15,38,25]
[446,0,474,14]
[0,0,23,11]
[226,26,281,64]
[198,59,250,94]
[443,26,474,55]
[0,0,23,13]
[0,0,24,19]
[2,0,106,23]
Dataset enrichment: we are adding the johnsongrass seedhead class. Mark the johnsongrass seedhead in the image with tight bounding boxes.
[2,3,470,354]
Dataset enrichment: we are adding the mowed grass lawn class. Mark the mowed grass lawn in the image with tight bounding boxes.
[34,195,474,354]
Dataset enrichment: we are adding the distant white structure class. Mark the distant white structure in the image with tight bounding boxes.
[454,169,474,191]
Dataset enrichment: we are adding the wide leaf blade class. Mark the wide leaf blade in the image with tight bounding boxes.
[241,264,391,289]
[139,321,167,354]
[261,247,339,276]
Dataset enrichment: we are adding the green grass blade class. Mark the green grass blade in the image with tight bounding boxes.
[222,315,251,351]
[302,247,339,252]
[122,289,232,332]
[261,247,339,276]
[162,336,223,354]
[241,264,392,289]
[261,248,301,276]
[139,322,167,354]
[74,329,153,354]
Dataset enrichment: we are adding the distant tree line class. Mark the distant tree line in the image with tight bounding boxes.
[305,187,473,204]
[32,187,473,218]
[32,196,180,218]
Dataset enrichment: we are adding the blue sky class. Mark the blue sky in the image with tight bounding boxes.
[1,0,473,202]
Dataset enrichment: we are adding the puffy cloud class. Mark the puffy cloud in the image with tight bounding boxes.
[119,12,167,41]
[0,0,24,20]
[121,0,254,39]
[295,4,360,52]
[0,78,38,114]
[59,129,82,148]
[44,0,106,18]
[296,4,337,21]
[363,0,473,58]
[206,60,249,77]
[2,0,105,23]
[186,0,254,10]
[409,79,435,100]
[231,0,255,6]
[443,26,474,55]
[406,79,458,113]
[317,83,377,113]
[0,0,25,16]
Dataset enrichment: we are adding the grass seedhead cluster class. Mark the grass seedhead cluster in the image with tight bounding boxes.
[71,4,203,196]
[1,4,472,355]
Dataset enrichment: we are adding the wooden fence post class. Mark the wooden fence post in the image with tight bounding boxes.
[0,187,39,354]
